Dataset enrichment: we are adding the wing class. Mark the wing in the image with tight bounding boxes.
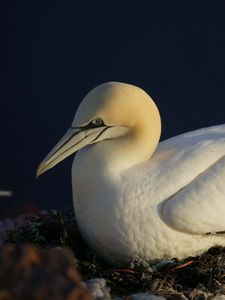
[160,154,225,234]
[122,125,225,231]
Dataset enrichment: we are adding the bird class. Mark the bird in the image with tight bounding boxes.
[37,82,225,266]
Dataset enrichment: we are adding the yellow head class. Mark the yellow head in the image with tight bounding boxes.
[37,82,161,176]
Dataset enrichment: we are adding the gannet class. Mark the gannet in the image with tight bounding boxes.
[37,82,225,265]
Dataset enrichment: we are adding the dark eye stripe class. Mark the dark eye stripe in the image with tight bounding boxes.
[70,118,104,129]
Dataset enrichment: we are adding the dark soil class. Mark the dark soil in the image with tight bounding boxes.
[3,209,225,299]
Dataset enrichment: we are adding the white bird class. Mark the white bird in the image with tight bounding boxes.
[37,82,225,265]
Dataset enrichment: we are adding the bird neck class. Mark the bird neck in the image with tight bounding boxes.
[75,122,161,179]
[114,98,161,172]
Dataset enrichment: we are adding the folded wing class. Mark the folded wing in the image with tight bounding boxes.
[161,154,225,235]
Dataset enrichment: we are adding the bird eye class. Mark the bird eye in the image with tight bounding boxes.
[91,118,104,127]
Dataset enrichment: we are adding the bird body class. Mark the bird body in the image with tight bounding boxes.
[73,124,225,264]
[37,82,225,265]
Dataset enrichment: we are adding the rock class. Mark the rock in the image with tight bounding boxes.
[0,244,92,300]
[85,278,111,299]
[125,293,166,300]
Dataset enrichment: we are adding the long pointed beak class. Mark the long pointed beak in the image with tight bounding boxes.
[36,126,107,177]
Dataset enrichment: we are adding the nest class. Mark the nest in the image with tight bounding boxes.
[2,209,225,299]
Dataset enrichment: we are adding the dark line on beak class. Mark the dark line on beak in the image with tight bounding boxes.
[57,131,94,158]
[59,127,110,159]
[91,127,109,143]
[70,123,97,130]
[44,128,83,165]
[46,126,110,168]
[70,121,107,130]
[59,128,82,151]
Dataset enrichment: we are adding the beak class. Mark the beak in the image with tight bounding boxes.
[36,126,107,177]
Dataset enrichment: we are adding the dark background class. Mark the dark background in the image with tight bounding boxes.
[2,1,225,216]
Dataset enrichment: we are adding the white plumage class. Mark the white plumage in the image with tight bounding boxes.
[37,82,225,265]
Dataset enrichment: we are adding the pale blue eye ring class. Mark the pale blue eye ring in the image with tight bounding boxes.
[91,118,104,127]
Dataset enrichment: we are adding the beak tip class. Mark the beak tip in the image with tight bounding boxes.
[36,170,41,179]
[36,164,45,178]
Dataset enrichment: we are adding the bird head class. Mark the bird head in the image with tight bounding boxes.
[36,82,161,177]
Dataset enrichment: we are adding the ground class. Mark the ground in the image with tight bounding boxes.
[2,209,225,299]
